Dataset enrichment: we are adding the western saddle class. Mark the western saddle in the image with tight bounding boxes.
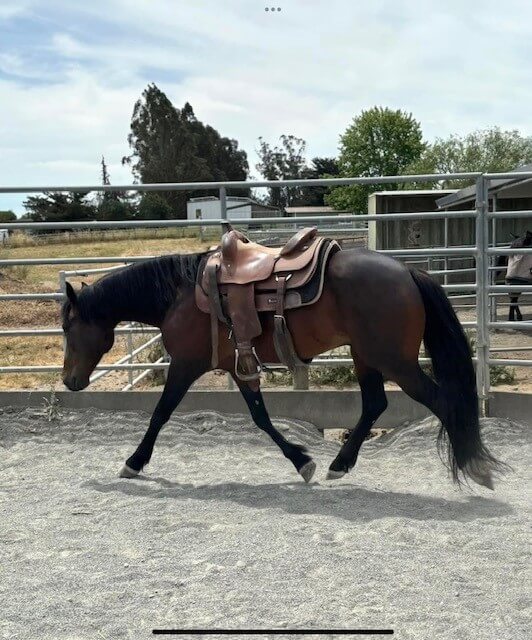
[195,225,340,384]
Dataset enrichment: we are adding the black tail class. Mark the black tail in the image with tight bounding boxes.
[409,268,504,488]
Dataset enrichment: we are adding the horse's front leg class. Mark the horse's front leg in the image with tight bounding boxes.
[120,360,206,478]
[234,376,316,483]
[508,294,523,321]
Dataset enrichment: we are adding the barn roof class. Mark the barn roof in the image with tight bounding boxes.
[370,189,457,197]
[436,164,532,209]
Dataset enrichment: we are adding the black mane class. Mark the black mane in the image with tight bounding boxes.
[62,252,206,326]
[510,230,532,249]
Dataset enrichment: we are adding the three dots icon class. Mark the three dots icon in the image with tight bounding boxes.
[265,7,282,11]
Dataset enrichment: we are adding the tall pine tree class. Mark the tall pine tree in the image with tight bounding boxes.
[255,135,308,209]
[96,156,136,220]
[123,85,249,218]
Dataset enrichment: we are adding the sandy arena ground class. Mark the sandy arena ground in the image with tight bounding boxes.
[1,407,530,640]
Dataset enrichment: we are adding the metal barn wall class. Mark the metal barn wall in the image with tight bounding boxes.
[369,192,532,251]
[368,192,464,250]
[368,191,532,284]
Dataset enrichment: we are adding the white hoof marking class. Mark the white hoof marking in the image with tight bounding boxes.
[326,468,345,480]
[119,464,139,479]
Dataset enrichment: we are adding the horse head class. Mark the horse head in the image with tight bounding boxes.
[61,282,115,391]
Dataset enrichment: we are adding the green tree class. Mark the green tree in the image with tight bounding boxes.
[180,102,249,196]
[23,192,96,223]
[96,156,137,220]
[0,210,16,223]
[101,154,111,186]
[123,85,248,217]
[404,127,532,188]
[122,85,200,217]
[326,107,425,212]
[299,157,340,206]
[256,135,309,208]
[136,193,173,220]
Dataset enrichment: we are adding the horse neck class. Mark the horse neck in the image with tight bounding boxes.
[89,280,169,329]
[83,253,203,329]
[111,304,164,328]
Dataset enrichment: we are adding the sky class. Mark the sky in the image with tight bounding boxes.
[1,0,532,214]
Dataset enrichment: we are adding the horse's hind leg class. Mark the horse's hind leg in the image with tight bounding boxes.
[508,294,523,321]
[327,356,387,480]
[235,378,316,483]
[382,360,444,417]
[515,295,523,321]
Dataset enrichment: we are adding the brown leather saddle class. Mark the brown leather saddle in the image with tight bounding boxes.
[195,225,340,383]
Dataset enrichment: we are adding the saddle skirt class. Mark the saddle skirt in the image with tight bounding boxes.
[195,226,340,384]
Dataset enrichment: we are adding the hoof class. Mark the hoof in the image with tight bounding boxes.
[468,470,494,491]
[299,460,316,483]
[326,468,346,480]
[119,464,139,479]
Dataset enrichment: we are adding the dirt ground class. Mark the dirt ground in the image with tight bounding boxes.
[1,407,530,640]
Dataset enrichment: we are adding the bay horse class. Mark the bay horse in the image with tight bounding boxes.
[495,230,532,322]
[61,247,502,489]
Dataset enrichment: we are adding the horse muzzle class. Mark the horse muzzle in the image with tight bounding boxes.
[62,374,89,391]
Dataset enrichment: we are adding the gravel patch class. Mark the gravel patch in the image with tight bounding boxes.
[1,407,530,639]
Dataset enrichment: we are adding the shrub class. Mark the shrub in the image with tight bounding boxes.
[310,365,357,387]
[5,265,29,281]
[144,341,167,386]
[489,365,516,386]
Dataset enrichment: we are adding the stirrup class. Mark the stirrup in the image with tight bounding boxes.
[235,346,262,382]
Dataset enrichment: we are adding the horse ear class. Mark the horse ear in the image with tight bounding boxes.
[65,282,77,306]
[81,281,88,289]
[510,232,519,239]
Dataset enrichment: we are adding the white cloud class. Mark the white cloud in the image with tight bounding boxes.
[1,0,532,213]
[0,1,34,20]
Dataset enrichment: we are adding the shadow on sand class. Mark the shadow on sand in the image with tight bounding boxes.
[86,474,513,524]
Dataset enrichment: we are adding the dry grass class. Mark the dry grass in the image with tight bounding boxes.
[0,232,208,389]
[6,227,218,249]
[0,330,153,390]
[2,232,209,287]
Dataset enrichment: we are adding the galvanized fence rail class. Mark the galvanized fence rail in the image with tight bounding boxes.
[1,172,530,411]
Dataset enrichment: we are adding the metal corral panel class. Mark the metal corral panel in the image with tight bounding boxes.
[368,189,532,285]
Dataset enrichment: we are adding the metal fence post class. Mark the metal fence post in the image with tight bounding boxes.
[162,342,170,382]
[126,327,134,389]
[219,186,227,221]
[58,270,66,352]
[475,176,490,415]
[293,366,309,390]
[443,212,449,286]
[490,195,498,323]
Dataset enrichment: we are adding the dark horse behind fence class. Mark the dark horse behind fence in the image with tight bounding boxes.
[496,230,532,321]
[61,243,503,489]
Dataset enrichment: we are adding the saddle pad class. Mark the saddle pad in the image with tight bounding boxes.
[254,239,340,312]
[194,239,340,315]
